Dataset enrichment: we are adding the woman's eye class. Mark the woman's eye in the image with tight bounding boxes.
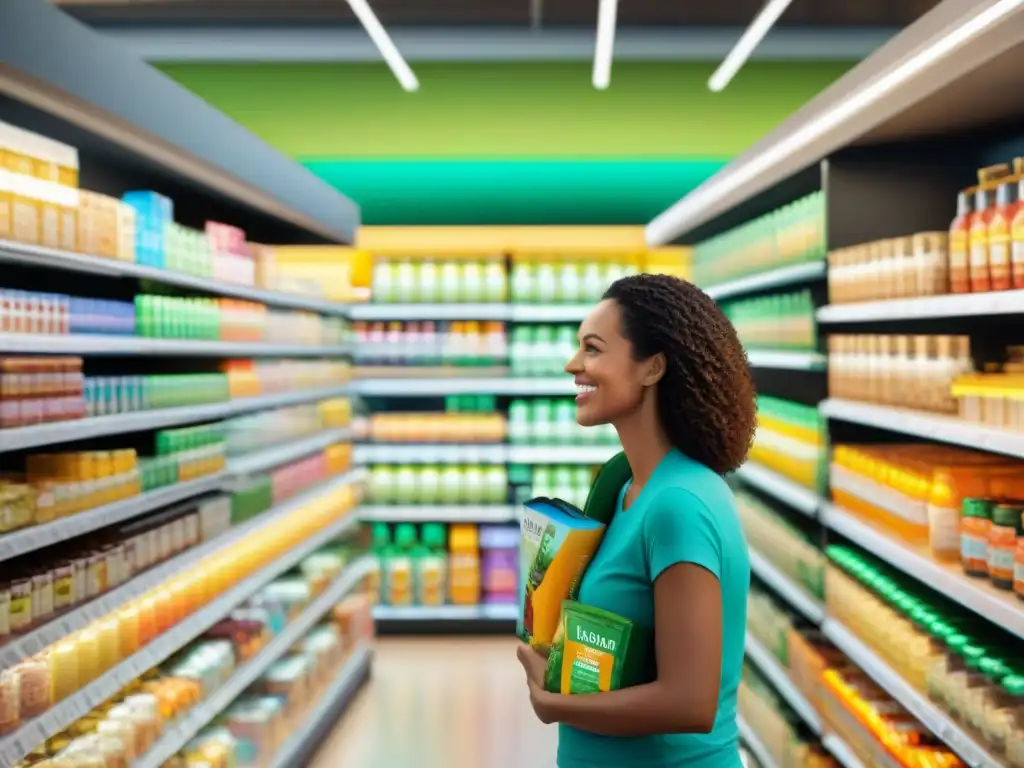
[585,343,600,353]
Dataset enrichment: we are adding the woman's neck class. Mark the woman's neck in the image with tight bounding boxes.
[614,404,672,490]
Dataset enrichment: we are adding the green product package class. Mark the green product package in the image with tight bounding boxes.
[544,600,653,694]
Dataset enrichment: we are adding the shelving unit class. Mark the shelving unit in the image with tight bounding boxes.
[136,557,375,768]
[749,550,824,624]
[267,643,374,768]
[642,0,1024,763]
[0,21,371,764]
[0,385,351,453]
[351,377,576,397]
[0,240,351,315]
[743,636,822,734]
[732,462,820,518]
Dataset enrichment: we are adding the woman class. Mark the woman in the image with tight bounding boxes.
[517,273,756,768]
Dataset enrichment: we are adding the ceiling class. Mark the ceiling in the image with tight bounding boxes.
[54,0,941,28]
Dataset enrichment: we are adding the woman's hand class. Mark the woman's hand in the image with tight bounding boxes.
[517,644,558,724]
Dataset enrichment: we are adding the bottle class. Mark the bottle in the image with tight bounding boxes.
[415,524,448,607]
[950,191,974,294]
[990,180,1017,292]
[989,504,1022,591]
[961,498,993,578]
[970,187,994,293]
[448,524,480,606]
[387,524,417,606]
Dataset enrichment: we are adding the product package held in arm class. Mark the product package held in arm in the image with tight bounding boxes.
[544,600,653,694]
[517,498,605,648]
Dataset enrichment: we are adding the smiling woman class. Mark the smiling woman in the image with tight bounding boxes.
[518,273,757,768]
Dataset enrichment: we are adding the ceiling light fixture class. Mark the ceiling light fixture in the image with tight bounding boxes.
[592,0,619,90]
[648,0,1022,246]
[346,0,419,91]
[708,0,794,92]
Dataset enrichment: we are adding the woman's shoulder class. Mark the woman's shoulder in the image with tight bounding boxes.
[651,450,736,510]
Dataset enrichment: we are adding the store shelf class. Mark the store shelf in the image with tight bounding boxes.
[0,468,366,671]
[0,333,352,358]
[228,428,354,477]
[0,0,358,243]
[822,503,1024,640]
[507,445,620,464]
[0,385,351,454]
[352,377,575,396]
[817,290,1024,323]
[745,349,827,371]
[355,443,508,464]
[373,604,517,621]
[820,398,1024,460]
[359,505,518,523]
[644,0,1024,245]
[703,262,827,301]
[738,717,778,768]
[0,479,365,767]
[749,549,824,624]
[733,463,820,518]
[137,557,376,768]
[0,473,226,566]
[351,303,511,321]
[822,619,1002,768]
[0,241,350,316]
[744,635,822,733]
[822,733,867,768]
[268,643,374,768]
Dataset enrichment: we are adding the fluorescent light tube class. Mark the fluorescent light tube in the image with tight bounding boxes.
[709,0,794,92]
[648,0,1022,246]
[346,0,419,92]
[593,0,618,90]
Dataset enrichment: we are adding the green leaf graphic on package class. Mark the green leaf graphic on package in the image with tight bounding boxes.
[544,600,652,694]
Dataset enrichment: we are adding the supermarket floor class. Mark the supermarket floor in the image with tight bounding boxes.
[310,636,559,768]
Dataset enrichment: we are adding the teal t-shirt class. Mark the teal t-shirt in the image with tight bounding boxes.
[558,448,750,768]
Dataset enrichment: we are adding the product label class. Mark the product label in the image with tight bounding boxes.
[961,533,988,562]
[562,638,614,694]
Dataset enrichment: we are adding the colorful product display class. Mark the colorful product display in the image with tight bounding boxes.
[722,290,818,351]
[748,396,827,491]
[367,464,509,506]
[0,423,225,535]
[223,398,351,458]
[827,546,1024,765]
[827,333,973,415]
[829,442,1024,561]
[738,669,837,768]
[368,408,506,444]
[0,494,231,646]
[371,257,509,304]
[827,232,950,303]
[507,398,618,446]
[692,192,826,288]
[509,325,578,377]
[738,490,825,603]
[0,120,339,302]
[509,258,637,305]
[355,320,507,367]
[0,288,349,345]
[373,522,516,608]
[0,478,361,747]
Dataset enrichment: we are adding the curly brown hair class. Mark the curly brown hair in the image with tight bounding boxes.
[603,273,757,475]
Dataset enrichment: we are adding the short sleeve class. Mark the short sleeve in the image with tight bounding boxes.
[642,487,722,583]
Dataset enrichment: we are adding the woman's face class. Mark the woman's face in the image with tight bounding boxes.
[564,299,652,427]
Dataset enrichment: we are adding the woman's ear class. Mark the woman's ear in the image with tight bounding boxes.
[642,352,667,387]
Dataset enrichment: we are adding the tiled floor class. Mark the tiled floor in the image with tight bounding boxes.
[310,637,559,768]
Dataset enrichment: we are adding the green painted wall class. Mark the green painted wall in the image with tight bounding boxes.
[159,61,853,224]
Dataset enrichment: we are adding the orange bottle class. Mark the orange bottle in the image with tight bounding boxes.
[950,190,974,294]
[989,179,1017,292]
[969,187,994,293]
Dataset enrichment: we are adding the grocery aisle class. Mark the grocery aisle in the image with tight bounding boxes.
[310,637,559,768]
